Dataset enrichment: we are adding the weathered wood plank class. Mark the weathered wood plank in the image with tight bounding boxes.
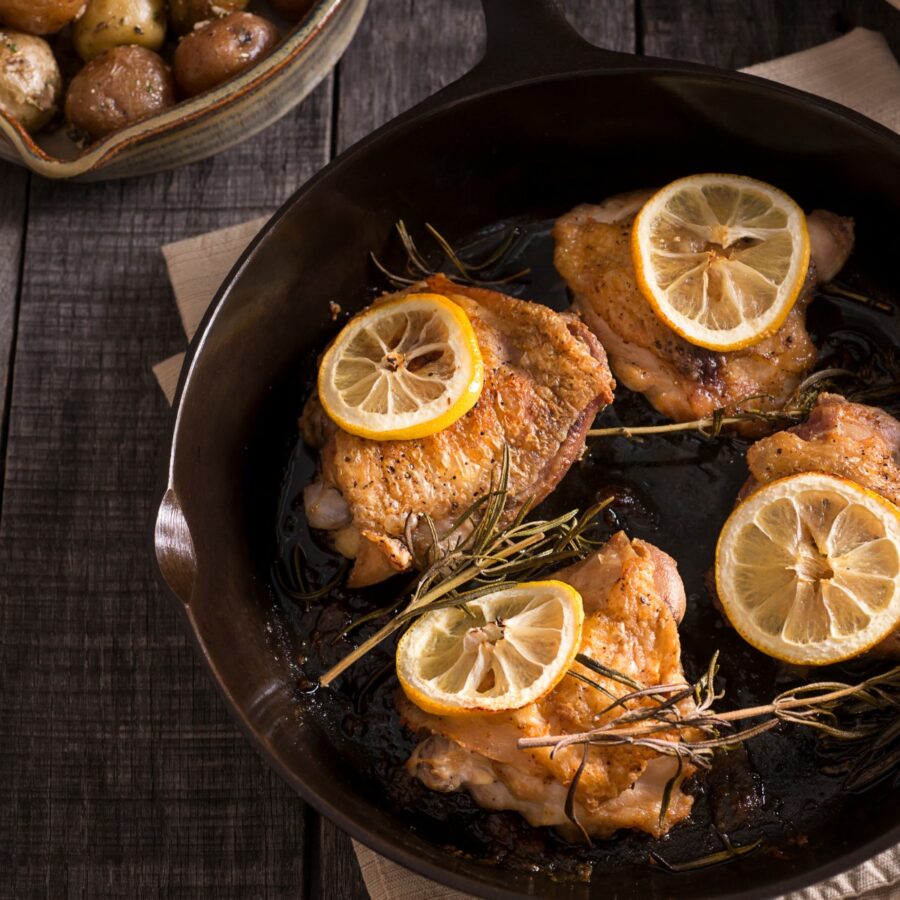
[0,79,333,899]
[0,166,28,478]
[335,0,635,152]
[314,820,370,900]
[641,0,900,67]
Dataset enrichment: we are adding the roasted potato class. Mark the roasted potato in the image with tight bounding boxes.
[72,0,166,61]
[173,12,278,98]
[269,0,316,22]
[168,0,248,35]
[64,44,173,138]
[0,0,86,36]
[0,30,61,132]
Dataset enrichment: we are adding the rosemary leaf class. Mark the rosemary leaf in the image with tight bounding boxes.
[276,558,349,605]
[371,222,531,290]
[819,282,893,314]
[650,838,763,872]
[844,745,900,792]
[392,582,520,626]
[564,743,592,846]
[658,753,684,832]
[575,654,642,691]
[566,669,618,701]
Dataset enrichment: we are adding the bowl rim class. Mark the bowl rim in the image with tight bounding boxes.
[0,0,352,177]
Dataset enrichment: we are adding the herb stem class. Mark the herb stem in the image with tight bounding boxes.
[318,531,546,686]
[588,417,748,438]
[517,672,897,750]
[587,368,852,441]
[820,284,893,314]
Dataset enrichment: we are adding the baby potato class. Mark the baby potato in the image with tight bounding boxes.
[0,30,62,132]
[168,0,248,35]
[73,0,166,61]
[64,44,174,138]
[0,0,86,35]
[173,12,278,98]
[269,0,316,22]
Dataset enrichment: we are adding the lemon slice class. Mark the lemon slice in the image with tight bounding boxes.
[397,581,584,715]
[318,293,484,441]
[632,173,810,351]
[716,473,900,665]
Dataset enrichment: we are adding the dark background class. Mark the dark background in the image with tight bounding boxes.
[1,1,898,897]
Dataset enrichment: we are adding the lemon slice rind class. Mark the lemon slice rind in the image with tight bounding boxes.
[318,293,484,442]
[632,173,811,352]
[716,472,900,665]
[397,580,584,715]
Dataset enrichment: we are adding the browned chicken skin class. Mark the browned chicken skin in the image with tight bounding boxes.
[744,393,900,505]
[402,533,695,840]
[739,393,900,655]
[302,274,615,587]
[554,191,855,432]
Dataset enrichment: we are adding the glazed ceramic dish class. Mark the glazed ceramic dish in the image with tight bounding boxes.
[155,1,900,897]
[0,0,367,181]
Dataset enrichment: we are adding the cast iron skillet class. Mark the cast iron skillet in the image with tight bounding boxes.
[154,2,900,896]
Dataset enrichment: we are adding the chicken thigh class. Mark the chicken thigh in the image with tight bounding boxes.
[737,393,900,656]
[302,274,615,588]
[401,532,695,840]
[554,191,854,430]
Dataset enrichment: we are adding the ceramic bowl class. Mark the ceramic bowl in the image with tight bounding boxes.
[0,0,367,181]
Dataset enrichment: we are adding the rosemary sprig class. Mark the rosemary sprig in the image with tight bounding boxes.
[818,281,893,314]
[274,545,350,606]
[817,669,900,790]
[845,349,900,407]
[518,662,900,774]
[318,448,610,686]
[650,837,763,872]
[587,368,850,440]
[538,656,900,837]
[371,220,531,289]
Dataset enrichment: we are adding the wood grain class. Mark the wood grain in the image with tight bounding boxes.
[0,167,28,485]
[0,81,333,899]
[642,0,900,66]
[335,0,635,151]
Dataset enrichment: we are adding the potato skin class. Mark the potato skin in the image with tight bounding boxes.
[173,12,278,98]
[168,0,248,35]
[0,30,62,132]
[0,0,86,36]
[64,44,173,138]
[269,0,316,22]
[73,0,166,61]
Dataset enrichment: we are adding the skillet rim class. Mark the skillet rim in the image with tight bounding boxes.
[154,55,900,900]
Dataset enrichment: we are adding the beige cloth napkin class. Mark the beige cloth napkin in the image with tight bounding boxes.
[154,27,900,900]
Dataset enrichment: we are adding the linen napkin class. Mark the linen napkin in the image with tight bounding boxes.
[153,27,900,900]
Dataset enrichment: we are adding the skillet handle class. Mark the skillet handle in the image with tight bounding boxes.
[467,0,639,87]
[155,486,197,606]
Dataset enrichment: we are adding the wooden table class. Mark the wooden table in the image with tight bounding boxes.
[1,1,898,897]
